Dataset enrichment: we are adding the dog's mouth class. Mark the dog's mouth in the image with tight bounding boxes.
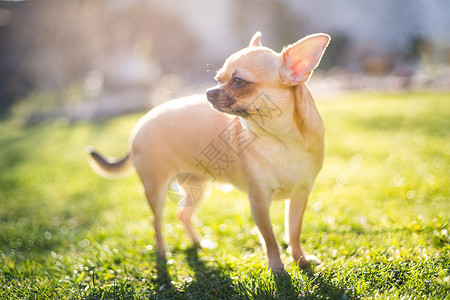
[212,103,250,118]
[206,86,252,118]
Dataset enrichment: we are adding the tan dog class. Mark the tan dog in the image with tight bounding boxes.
[88,32,330,273]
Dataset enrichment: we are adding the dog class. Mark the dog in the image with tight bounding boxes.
[88,32,330,273]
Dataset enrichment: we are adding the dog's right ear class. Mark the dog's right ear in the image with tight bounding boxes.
[249,31,262,47]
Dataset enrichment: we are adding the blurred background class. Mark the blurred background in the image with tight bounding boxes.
[1,0,449,123]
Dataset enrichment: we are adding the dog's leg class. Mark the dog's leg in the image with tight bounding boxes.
[145,186,167,260]
[175,176,207,248]
[177,204,202,248]
[249,190,284,273]
[286,191,322,268]
[177,189,204,248]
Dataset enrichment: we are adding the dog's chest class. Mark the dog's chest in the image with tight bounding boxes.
[255,138,323,199]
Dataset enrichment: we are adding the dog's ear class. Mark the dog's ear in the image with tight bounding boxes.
[249,31,262,47]
[280,33,330,85]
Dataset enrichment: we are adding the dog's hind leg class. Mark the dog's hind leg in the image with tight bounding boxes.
[176,176,208,248]
[144,183,168,260]
[177,203,202,248]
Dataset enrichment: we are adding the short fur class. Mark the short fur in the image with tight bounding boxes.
[88,32,330,272]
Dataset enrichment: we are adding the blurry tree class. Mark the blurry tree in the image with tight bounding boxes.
[0,0,199,116]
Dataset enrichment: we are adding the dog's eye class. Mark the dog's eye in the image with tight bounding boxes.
[232,77,248,88]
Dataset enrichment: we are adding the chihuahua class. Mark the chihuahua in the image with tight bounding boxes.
[88,32,330,273]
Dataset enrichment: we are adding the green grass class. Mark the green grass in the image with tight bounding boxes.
[0,91,449,299]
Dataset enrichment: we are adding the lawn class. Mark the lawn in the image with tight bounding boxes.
[0,91,449,299]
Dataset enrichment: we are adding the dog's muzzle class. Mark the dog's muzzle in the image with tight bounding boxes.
[206,86,241,115]
[206,87,220,104]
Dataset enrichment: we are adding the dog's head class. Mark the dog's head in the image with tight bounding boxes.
[206,32,330,125]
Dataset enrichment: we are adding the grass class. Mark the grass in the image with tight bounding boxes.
[0,91,449,299]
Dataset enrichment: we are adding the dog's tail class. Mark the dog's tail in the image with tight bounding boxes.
[86,146,134,179]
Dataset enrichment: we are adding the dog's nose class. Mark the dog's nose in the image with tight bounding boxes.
[206,87,219,102]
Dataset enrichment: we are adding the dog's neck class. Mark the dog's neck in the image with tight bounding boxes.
[239,85,324,150]
[292,85,324,139]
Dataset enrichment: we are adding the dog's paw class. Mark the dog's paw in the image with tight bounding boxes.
[305,254,322,265]
[192,241,202,249]
[271,266,289,276]
[298,255,322,269]
[157,252,167,261]
[269,264,286,276]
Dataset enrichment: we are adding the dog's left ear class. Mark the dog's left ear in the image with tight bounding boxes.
[249,31,262,47]
[280,33,330,85]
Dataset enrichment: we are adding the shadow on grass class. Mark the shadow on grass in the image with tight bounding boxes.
[183,247,235,298]
[183,247,357,299]
[300,267,357,299]
[272,271,298,299]
[150,248,236,299]
[153,258,178,297]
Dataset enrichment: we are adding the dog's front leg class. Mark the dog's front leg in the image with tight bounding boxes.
[286,190,322,268]
[249,189,284,273]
